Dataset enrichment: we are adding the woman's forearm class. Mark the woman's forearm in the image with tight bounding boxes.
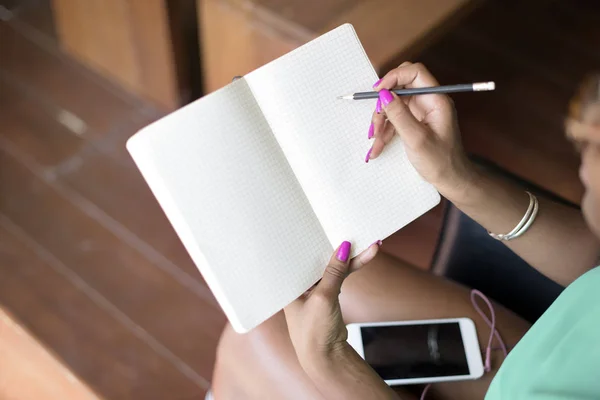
[447,166,599,286]
[303,344,408,400]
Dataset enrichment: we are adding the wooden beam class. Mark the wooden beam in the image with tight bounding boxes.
[198,0,476,92]
[0,307,102,400]
[51,0,191,110]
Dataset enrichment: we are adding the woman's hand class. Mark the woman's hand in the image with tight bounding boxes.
[284,241,378,368]
[369,62,478,202]
[284,241,398,399]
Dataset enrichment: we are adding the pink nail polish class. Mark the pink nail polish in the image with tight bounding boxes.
[365,147,373,163]
[379,89,394,106]
[336,241,351,262]
[371,240,383,246]
[368,123,374,139]
[376,98,382,114]
[372,78,382,88]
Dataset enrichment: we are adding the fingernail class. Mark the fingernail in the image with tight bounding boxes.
[371,240,383,247]
[336,241,351,262]
[372,78,382,88]
[379,89,393,106]
[365,147,373,163]
[368,123,374,139]
[375,98,382,114]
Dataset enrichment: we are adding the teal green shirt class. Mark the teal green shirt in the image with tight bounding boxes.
[486,266,600,399]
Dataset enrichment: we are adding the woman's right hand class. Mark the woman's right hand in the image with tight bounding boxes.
[369,62,478,202]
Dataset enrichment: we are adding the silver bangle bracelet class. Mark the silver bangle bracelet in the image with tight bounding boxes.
[489,191,539,241]
[506,195,539,240]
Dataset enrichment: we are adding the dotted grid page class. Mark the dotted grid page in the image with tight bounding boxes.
[127,79,331,333]
[246,24,440,256]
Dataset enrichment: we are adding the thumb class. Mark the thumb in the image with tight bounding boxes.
[379,89,428,149]
[317,241,352,299]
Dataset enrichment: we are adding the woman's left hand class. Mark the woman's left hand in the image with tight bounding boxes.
[284,241,400,400]
[284,241,379,369]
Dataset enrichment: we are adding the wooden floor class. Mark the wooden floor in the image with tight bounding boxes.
[1,1,224,399]
[0,0,598,399]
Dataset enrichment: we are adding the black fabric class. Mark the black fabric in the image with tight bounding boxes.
[431,159,571,323]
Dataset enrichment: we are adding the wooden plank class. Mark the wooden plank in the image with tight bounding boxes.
[0,221,203,400]
[126,0,182,107]
[0,143,226,381]
[253,0,360,33]
[58,149,207,281]
[198,0,476,92]
[0,78,203,287]
[51,0,183,109]
[11,0,58,40]
[381,201,446,270]
[324,0,476,70]
[198,0,298,92]
[51,0,138,90]
[0,22,154,140]
[0,80,85,167]
[0,0,20,10]
[0,307,101,400]
[1,20,226,393]
[0,29,218,323]
[454,1,600,91]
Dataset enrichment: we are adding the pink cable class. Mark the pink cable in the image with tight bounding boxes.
[420,289,508,400]
[470,289,508,371]
[420,383,432,400]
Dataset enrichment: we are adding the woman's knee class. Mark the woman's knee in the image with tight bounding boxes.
[213,313,324,399]
[214,312,291,378]
[339,252,441,321]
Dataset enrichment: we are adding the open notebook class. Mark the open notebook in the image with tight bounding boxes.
[127,24,440,333]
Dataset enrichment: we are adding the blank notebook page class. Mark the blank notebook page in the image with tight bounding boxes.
[127,80,331,333]
[247,24,440,255]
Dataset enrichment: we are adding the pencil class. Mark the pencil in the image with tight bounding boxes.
[337,81,495,100]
